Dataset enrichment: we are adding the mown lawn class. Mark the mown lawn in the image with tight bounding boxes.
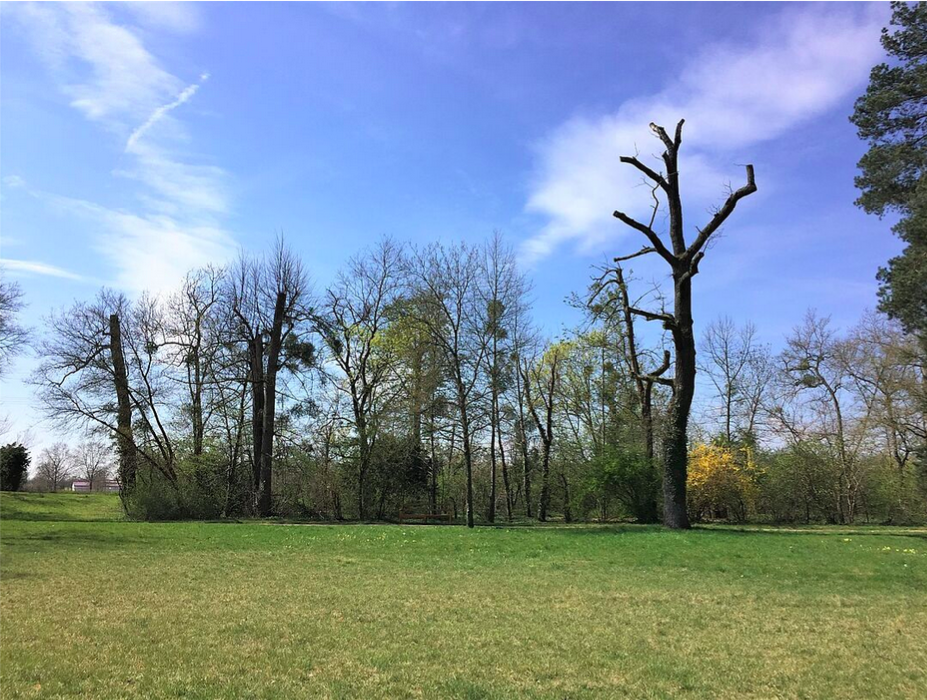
[1,493,925,699]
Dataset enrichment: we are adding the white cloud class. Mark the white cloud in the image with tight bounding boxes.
[123,2,202,34]
[0,258,87,282]
[9,2,232,292]
[34,192,232,293]
[14,3,181,124]
[523,4,889,263]
[126,73,209,152]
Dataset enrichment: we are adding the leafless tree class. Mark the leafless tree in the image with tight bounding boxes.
[700,317,772,444]
[165,266,225,456]
[612,119,757,528]
[227,238,311,516]
[774,312,872,523]
[0,277,29,377]
[405,242,490,528]
[324,238,404,519]
[480,232,524,522]
[36,442,73,492]
[33,290,177,495]
[74,440,113,489]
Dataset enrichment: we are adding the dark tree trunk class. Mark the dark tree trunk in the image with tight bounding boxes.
[191,339,204,457]
[249,334,265,506]
[429,416,438,514]
[611,119,756,529]
[488,399,497,523]
[560,471,572,523]
[460,396,473,527]
[522,354,560,523]
[258,291,287,517]
[663,273,696,529]
[538,440,551,521]
[612,267,669,523]
[109,314,137,495]
[456,376,475,529]
[356,410,369,520]
[498,417,513,521]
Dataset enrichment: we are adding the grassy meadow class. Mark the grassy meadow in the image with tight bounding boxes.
[1,493,925,699]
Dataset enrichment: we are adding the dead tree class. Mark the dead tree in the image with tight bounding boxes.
[612,120,757,528]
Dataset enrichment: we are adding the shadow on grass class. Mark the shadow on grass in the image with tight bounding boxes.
[1,528,147,550]
[0,493,125,523]
[699,525,927,541]
[489,522,927,541]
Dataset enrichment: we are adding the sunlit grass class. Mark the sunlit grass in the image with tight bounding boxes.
[1,494,925,699]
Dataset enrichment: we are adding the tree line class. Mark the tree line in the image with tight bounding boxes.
[13,225,923,526]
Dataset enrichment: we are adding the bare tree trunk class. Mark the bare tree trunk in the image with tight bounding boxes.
[498,417,513,520]
[663,273,696,529]
[456,374,476,529]
[259,291,286,517]
[514,365,533,518]
[249,334,265,508]
[109,314,137,496]
[488,397,498,523]
[356,410,369,520]
[429,408,438,513]
[560,471,572,523]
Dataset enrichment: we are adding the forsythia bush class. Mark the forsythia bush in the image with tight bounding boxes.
[687,443,761,522]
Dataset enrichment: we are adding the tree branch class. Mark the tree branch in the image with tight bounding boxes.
[686,164,757,261]
[629,306,675,326]
[612,210,676,265]
[614,247,657,263]
[619,156,667,190]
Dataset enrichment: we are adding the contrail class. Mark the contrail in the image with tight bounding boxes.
[125,72,210,152]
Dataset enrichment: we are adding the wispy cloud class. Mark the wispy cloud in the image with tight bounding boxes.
[0,258,87,282]
[126,73,210,152]
[8,3,234,293]
[522,4,889,263]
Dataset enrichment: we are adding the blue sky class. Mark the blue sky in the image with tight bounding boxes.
[0,2,903,444]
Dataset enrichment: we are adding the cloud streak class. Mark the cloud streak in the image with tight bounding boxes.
[126,73,210,152]
[0,258,87,282]
[522,4,889,263]
[9,3,234,293]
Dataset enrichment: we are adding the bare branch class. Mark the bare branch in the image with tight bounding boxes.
[686,164,757,261]
[612,210,676,265]
[629,306,675,326]
[619,156,667,189]
[614,247,657,263]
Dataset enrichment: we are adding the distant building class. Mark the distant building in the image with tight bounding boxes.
[69,479,120,493]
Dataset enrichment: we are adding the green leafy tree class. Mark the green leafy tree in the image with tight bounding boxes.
[851,1,927,340]
[0,443,30,492]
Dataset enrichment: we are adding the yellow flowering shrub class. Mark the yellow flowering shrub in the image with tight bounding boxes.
[687,443,761,522]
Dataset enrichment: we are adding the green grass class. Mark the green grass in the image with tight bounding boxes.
[0,492,124,522]
[1,494,925,699]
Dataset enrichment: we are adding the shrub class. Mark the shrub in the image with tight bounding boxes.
[0,443,30,492]
[687,443,760,522]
